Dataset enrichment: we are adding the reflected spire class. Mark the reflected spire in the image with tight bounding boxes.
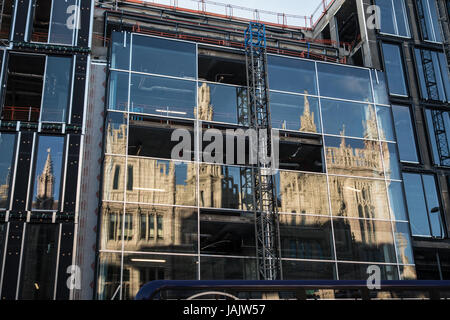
[299,90,317,133]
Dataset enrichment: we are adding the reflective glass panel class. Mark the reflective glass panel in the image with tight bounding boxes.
[49,0,77,45]
[19,224,59,299]
[325,136,384,178]
[108,71,129,111]
[32,136,64,210]
[403,173,430,236]
[270,92,321,133]
[100,202,124,251]
[391,105,418,162]
[123,205,197,254]
[416,0,442,42]
[0,133,16,208]
[130,74,196,118]
[333,218,396,263]
[201,257,257,280]
[321,99,378,139]
[200,209,255,256]
[376,106,395,141]
[422,175,445,238]
[111,32,131,70]
[387,181,409,221]
[0,224,5,275]
[338,263,399,280]
[282,260,336,280]
[41,56,72,122]
[103,155,125,202]
[382,142,402,180]
[400,265,417,280]
[371,70,390,105]
[376,0,410,37]
[97,252,122,300]
[279,214,334,260]
[277,171,329,215]
[394,222,415,265]
[329,176,389,220]
[0,0,13,40]
[268,55,317,95]
[105,112,127,155]
[126,158,197,207]
[425,109,450,167]
[415,49,450,102]
[317,63,372,102]
[131,35,196,79]
[197,82,241,124]
[382,43,408,96]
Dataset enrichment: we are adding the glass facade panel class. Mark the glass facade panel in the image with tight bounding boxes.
[277,171,329,215]
[0,223,5,274]
[103,156,125,202]
[400,265,417,280]
[32,136,64,210]
[422,175,445,238]
[416,0,442,42]
[41,56,72,122]
[382,142,402,180]
[394,222,415,265]
[131,35,196,79]
[321,100,378,139]
[282,260,336,280]
[376,0,410,37]
[415,49,450,102]
[325,136,384,178]
[391,105,418,162]
[425,109,450,167]
[376,106,396,141]
[111,32,131,70]
[270,92,321,133]
[100,202,123,250]
[333,218,396,263]
[371,70,390,105]
[200,209,255,256]
[387,181,409,221]
[0,133,16,208]
[97,252,122,300]
[197,82,241,124]
[105,112,127,155]
[130,74,196,118]
[279,214,334,260]
[317,63,372,102]
[382,43,408,96]
[268,55,317,95]
[201,257,257,280]
[329,176,389,220]
[19,224,59,299]
[108,71,129,112]
[338,263,399,280]
[49,0,77,45]
[126,158,197,207]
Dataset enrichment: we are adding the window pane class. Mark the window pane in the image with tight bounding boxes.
[103,156,125,202]
[270,92,321,133]
[387,181,409,221]
[0,0,13,40]
[0,223,6,274]
[282,260,336,280]
[100,203,123,250]
[393,0,410,37]
[201,257,257,280]
[32,136,64,210]
[279,214,334,260]
[200,209,255,256]
[197,82,240,124]
[130,74,196,119]
[403,173,431,236]
[268,55,317,95]
[123,204,197,253]
[371,70,390,105]
[382,142,402,180]
[277,171,329,215]
[391,105,418,162]
[338,263,399,280]
[131,35,196,79]
[382,43,408,96]
[41,56,72,122]
[425,109,450,166]
[105,112,127,155]
[422,175,444,238]
[0,133,16,208]
[376,106,396,141]
[108,71,129,111]
[111,32,131,70]
[414,49,449,102]
[333,218,396,263]
[394,222,415,265]
[317,63,372,102]
[19,224,59,299]
[322,100,377,139]
[49,0,77,45]
[126,158,197,207]
[329,176,389,220]
[376,0,396,34]
[325,137,384,178]
[97,252,122,300]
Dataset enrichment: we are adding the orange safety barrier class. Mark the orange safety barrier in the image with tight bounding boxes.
[2,106,40,122]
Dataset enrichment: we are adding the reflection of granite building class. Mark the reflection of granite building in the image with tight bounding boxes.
[34,149,56,210]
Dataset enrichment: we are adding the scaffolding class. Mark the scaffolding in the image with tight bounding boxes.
[244,22,281,280]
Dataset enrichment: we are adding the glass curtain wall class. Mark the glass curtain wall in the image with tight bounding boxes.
[99,32,416,299]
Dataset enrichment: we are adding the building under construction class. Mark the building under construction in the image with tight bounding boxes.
[0,0,448,300]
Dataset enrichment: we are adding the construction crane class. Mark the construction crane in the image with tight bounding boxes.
[244,22,282,280]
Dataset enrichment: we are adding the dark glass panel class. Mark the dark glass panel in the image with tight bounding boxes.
[0,133,16,208]
[19,224,59,299]
[422,175,445,238]
[391,105,418,162]
[338,263,399,280]
[0,0,13,40]
[32,136,65,210]
[402,173,430,237]
[108,71,129,111]
[282,260,336,280]
[279,214,334,260]
[97,252,123,300]
[425,109,450,166]
[111,32,131,70]
[382,43,408,96]
[201,257,257,280]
